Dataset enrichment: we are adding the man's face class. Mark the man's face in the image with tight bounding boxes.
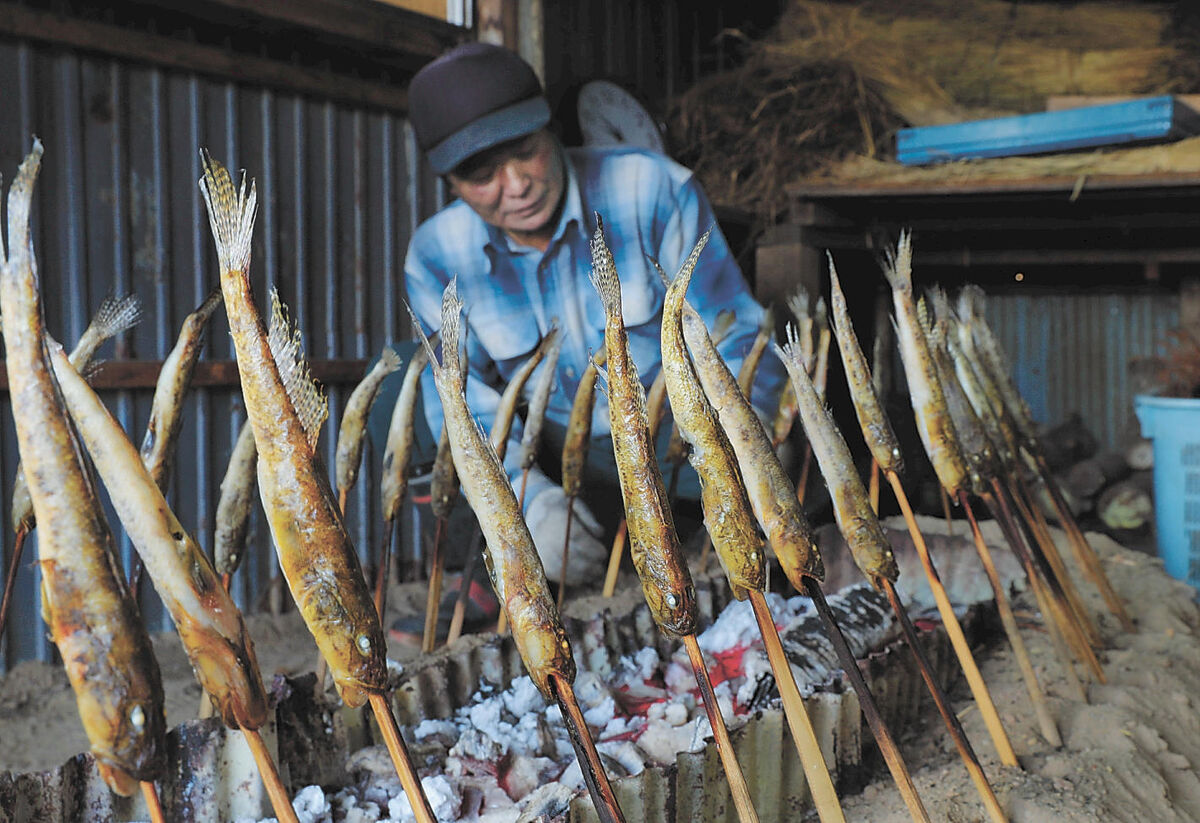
[447,130,565,247]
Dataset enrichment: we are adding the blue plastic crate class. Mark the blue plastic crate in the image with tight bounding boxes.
[897,96,1200,165]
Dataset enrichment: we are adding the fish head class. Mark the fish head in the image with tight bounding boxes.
[73,660,167,793]
[516,622,577,698]
[635,547,697,637]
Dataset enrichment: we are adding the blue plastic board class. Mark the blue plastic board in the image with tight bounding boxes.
[897,96,1200,165]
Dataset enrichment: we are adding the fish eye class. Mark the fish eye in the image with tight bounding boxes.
[356,635,372,655]
[749,551,758,563]
[665,593,678,609]
[130,705,145,732]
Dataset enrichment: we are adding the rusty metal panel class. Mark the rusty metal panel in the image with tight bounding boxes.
[983,289,1178,449]
[0,38,437,671]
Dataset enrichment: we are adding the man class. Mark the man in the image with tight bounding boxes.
[405,42,785,586]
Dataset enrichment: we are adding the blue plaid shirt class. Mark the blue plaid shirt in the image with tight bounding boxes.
[404,145,786,507]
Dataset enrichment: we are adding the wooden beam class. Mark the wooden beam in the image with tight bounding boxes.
[0,359,367,392]
[0,3,415,113]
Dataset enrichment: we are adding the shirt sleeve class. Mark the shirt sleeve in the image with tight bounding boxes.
[658,172,787,416]
[404,236,556,511]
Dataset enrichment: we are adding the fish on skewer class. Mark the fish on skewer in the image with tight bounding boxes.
[518,325,563,507]
[198,152,435,821]
[949,304,1106,658]
[407,280,626,823]
[832,259,1057,747]
[128,288,224,594]
[786,289,828,502]
[214,419,258,592]
[479,329,559,635]
[958,286,1133,632]
[1,141,167,808]
[140,289,223,493]
[377,332,437,608]
[335,346,402,513]
[868,290,894,510]
[2,292,142,639]
[588,215,761,822]
[46,339,299,823]
[778,328,1006,823]
[662,233,844,823]
[424,423,459,651]
[880,232,1018,768]
[681,273,931,823]
[918,291,1062,747]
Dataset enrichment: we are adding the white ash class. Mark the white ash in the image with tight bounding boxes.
[269,583,894,822]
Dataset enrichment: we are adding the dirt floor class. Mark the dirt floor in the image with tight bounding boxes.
[1,520,1198,822]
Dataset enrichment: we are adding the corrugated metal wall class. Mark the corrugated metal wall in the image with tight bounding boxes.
[984,289,1178,449]
[0,38,446,671]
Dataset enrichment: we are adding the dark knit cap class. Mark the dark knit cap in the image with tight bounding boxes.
[409,42,551,175]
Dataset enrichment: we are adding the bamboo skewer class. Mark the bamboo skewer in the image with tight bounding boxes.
[601,519,627,598]
[446,537,482,646]
[141,781,166,823]
[981,487,1105,682]
[549,673,627,823]
[1007,479,1101,648]
[374,515,397,620]
[888,474,1041,758]
[369,692,437,823]
[243,728,301,823]
[747,591,846,823]
[683,633,760,823]
[556,497,575,611]
[940,486,955,536]
[1027,570,1088,702]
[0,527,27,642]
[1034,454,1134,633]
[895,477,1061,748]
[868,458,881,513]
[796,443,814,503]
[422,517,447,653]
[881,578,1009,823]
[804,578,931,823]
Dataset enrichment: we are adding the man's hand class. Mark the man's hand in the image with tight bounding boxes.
[525,485,607,586]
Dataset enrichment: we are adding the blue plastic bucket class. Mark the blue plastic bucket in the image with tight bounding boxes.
[1134,394,1200,589]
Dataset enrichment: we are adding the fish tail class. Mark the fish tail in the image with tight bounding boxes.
[588,214,623,319]
[378,345,402,375]
[881,229,913,292]
[439,277,467,383]
[710,307,736,342]
[929,285,954,327]
[90,293,144,341]
[198,150,258,276]
[778,322,809,371]
[267,289,328,450]
[673,227,712,292]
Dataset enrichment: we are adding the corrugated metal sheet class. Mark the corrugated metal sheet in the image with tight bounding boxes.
[0,38,442,670]
[984,289,1178,449]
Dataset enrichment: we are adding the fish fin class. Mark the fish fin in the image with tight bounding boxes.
[814,295,828,333]
[672,227,712,290]
[587,214,622,318]
[198,150,258,276]
[881,229,913,292]
[378,345,403,375]
[403,301,440,373]
[646,253,669,287]
[785,286,810,325]
[267,289,328,450]
[778,322,813,372]
[90,293,144,341]
[958,283,986,321]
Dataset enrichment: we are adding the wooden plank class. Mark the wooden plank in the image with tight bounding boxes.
[789,171,1200,201]
[0,359,367,392]
[0,3,414,113]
